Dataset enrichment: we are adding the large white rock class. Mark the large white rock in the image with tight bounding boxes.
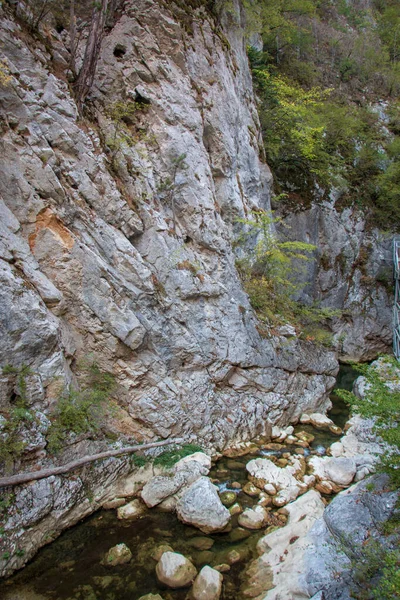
[176,477,231,533]
[309,456,356,487]
[156,552,197,588]
[191,565,223,600]
[256,490,325,599]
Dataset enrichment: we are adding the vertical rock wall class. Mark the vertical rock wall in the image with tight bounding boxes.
[0,0,337,575]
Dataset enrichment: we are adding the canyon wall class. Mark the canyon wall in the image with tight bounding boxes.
[0,0,339,575]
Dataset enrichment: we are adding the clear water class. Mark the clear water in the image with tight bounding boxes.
[0,364,357,600]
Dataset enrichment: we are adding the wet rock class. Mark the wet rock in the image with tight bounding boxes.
[151,544,174,561]
[187,537,214,551]
[176,477,231,534]
[193,550,215,567]
[156,552,197,588]
[214,564,230,573]
[231,482,242,489]
[138,594,164,600]
[229,503,242,516]
[238,506,268,530]
[219,491,237,507]
[329,424,343,435]
[102,543,132,567]
[191,565,223,600]
[226,460,245,470]
[242,482,260,497]
[117,499,146,520]
[228,527,251,542]
[102,498,126,510]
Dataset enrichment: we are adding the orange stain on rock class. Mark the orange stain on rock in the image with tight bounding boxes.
[29,208,74,251]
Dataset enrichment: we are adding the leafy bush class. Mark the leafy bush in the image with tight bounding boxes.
[46,362,115,453]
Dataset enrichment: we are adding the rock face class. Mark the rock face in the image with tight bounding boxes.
[302,475,399,600]
[176,477,231,533]
[156,552,197,588]
[0,0,338,575]
[277,202,393,362]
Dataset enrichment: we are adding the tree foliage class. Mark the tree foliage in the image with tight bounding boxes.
[236,210,339,341]
[245,0,400,230]
[337,356,400,488]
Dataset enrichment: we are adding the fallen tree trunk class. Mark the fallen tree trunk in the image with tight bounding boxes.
[0,438,184,488]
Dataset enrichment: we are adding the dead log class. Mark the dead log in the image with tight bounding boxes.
[0,438,184,488]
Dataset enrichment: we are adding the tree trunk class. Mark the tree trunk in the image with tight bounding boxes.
[69,0,77,76]
[0,438,184,488]
[74,0,109,113]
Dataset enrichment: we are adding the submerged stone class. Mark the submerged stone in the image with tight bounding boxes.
[102,543,132,567]
[156,552,197,588]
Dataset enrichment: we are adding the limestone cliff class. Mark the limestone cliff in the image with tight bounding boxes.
[0,0,338,575]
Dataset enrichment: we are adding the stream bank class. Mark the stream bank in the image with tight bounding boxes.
[0,366,365,600]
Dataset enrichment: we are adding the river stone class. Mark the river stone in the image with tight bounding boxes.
[243,482,261,497]
[229,502,242,516]
[117,499,146,520]
[176,477,231,533]
[219,491,237,507]
[238,506,268,529]
[193,550,215,567]
[138,595,164,600]
[191,565,223,600]
[102,543,132,566]
[156,552,197,588]
[151,544,174,561]
[228,527,251,542]
[187,537,214,550]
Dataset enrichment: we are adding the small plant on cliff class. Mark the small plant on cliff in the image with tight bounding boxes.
[46,361,115,453]
[154,443,203,469]
[0,365,35,470]
[235,209,337,341]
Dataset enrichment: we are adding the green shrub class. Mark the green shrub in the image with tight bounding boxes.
[153,444,203,469]
[336,356,400,487]
[46,362,115,453]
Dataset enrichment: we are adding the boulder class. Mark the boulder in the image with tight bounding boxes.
[309,457,356,487]
[238,506,268,530]
[176,477,231,533]
[102,543,132,566]
[156,552,197,588]
[117,499,146,520]
[191,565,223,600]
[141,476,183,508]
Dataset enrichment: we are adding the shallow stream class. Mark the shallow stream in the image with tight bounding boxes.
[0,365,358,600]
